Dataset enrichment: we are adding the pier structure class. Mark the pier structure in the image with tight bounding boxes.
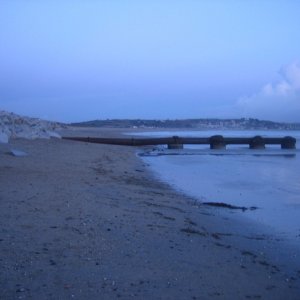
[167,136,184,149]
[63,135,296,150]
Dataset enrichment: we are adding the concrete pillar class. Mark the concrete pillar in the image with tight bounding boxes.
[250,136,265,149]
[210,135,226,149]
[281,136,296,149]
[168,136,184,149]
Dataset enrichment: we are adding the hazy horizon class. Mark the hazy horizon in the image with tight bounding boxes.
[1,1,300,123]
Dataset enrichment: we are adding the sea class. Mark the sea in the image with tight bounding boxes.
[129,130,300,244]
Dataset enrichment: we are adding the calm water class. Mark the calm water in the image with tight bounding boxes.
[130,130,300,242]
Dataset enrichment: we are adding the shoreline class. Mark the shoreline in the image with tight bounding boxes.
[140,146,300,243]
[0,128,299,299]
[139,146,300,274]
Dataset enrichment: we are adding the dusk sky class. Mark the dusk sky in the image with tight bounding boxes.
[0,1,300,123]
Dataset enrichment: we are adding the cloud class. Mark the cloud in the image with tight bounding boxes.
[236,61,300,122]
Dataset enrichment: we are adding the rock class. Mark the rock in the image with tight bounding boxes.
[0,130,9,143]
[47,131,61,139]
[10,149,28,157]
[0,110,63,142]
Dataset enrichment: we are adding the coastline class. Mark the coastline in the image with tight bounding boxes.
[0,128,299,299]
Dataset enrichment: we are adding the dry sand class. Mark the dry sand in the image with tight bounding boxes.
[0,128,299,299]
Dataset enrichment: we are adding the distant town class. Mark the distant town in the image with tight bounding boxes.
[71,118,300,130]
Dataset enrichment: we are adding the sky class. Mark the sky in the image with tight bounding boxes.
[0,0,300,123]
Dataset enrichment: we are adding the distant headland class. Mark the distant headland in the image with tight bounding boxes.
[70,118,300,130]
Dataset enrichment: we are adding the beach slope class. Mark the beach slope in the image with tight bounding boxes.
[0,132,299,299]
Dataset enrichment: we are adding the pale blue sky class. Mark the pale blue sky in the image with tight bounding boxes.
[0,1,300,122]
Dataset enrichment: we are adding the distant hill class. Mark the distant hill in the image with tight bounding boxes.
[70,118,300,130]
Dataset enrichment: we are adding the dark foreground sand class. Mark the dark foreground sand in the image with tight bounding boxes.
[0,128,299,299]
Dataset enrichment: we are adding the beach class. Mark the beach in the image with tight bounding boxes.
[0,128,299,299]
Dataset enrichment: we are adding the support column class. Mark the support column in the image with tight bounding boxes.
[168,136,184,149]
[281,136,296,149]
[210,135,226,149]
[250,136,265,149]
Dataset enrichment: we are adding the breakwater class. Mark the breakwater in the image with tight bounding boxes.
[63,135,296,149]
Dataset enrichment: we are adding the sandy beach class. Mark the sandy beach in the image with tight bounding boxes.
[0,128,299,299]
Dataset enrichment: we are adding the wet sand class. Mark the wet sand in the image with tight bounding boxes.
[0,128,299,299]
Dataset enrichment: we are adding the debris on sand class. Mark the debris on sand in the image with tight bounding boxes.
[10,149,28,157]
[203,202,258,211]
